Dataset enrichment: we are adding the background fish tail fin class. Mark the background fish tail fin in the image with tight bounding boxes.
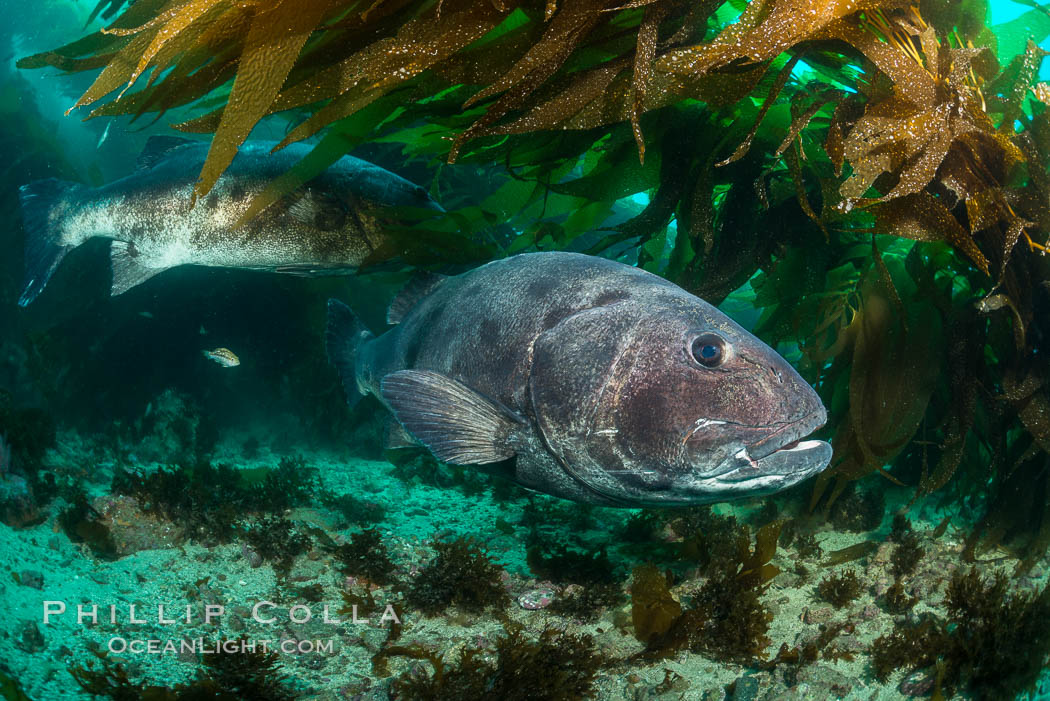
[17,179,82,307]
[325,299,373,409]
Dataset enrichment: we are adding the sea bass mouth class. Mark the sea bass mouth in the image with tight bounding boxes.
[682,409,832,497]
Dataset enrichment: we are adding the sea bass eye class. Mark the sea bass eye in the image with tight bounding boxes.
[690,333,726,368]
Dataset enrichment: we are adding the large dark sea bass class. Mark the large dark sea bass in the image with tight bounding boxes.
[17,137,441,306]
[327,252,832,506]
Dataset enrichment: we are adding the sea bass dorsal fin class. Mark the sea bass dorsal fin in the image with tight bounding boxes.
[380,370,523,464]
[386,272,447,324]
[110,241,165,295]
[136,136,198,170]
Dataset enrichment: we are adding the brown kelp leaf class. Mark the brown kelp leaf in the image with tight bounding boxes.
[17,0,168,69]
[784,142,826,238]
[815,249,941,508]
[999,40,1049,134]
[68,30,157,114]
[870,192,990,274]
[822,15,937,108]
[193,0,335,200]
[825,98,860,176]
[139,2,234,92]
[915,312,979,498]
[491,56,765,138]
[1006,372,1050,454]
[487,58,630,137]
[631,564,681,644]
[717,53,802,167]
[463,0,602,109]
[113,0,232,99]
[965,187,1009,232]
[838,96,977,205]
[739,520,782,585]
[450,0,608,161]
[659,0,900,78]
[94,44,242,122]
[628,2,667,164]
[274,0,512,149]
[775,88,844,158]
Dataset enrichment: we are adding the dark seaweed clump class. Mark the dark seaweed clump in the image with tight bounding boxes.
[391,627,600,701]
[828,486,886,533]
[406,537,509,615]
[242,516,312,579]
[548,582,626,622]
[71,636,295,699]
[0,399,55,471]
[677,507,749,574]
[329,528,396,585]
[871,568,1050,700]
[318,491,386,527]
[632,521,782,664]
[691,571,774,663]
[620,510,663,543]
[816,569,863,609]
[521,498,596,538]
[57,488,117,560]
[762,621,858,684]
[110,456,318,543]
[882,580,918,614]
[778,518,824,562]
[889,514,925,578]
[526,544,619,586]
[0,398,57,527]
[632,566,773,665]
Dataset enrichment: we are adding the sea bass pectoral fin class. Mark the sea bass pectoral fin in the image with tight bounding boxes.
[110,241,166,296]
[17,179,83,307]
[380,370,524,465]
[326,299,374,409]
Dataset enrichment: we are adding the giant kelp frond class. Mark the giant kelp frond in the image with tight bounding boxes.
[23,0,1047,278]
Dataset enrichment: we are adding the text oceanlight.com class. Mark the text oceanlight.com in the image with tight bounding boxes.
[108,637,337,655]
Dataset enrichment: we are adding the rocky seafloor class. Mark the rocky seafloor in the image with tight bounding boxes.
[1,390,1049,701]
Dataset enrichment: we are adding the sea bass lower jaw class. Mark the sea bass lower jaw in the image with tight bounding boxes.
[327,252,832,507]
[670,440,832,504]
[666,411,831,504]
[17,136,441,306]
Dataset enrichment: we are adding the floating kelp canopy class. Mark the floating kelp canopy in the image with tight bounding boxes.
[19,0,1050,569]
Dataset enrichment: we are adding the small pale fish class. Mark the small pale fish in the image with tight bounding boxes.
[976,292,1010,313]
[203,348,240,368]
[96,122,111,149]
